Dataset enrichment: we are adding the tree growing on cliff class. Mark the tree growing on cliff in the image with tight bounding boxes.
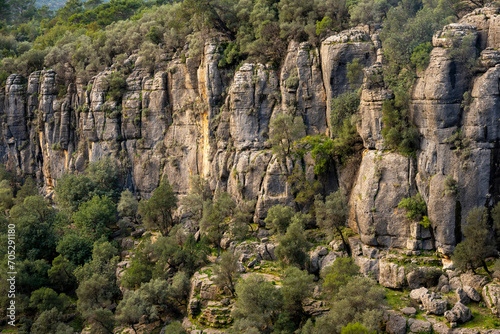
[315,188,350,254]
[139,178,178,236]
[213,251,240,296]
[200,192,235,257]
[452,207,495,276]
[268,113,306,174]
[180,175,211,222]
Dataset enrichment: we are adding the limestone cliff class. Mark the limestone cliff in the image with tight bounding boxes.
[1,11,500,255]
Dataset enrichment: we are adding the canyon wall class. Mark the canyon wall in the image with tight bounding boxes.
[2,9,500,254]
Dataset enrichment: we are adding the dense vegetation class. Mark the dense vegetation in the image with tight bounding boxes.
[2,0,500,332]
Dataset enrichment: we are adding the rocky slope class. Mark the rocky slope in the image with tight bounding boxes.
[1,9,500,258]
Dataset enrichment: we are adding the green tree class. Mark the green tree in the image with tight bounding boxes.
[86,157,120,200]
[29,287,69,312]
[231,274,283,332]
[151,229,208,277]
[48,255,77,293]
[452,207,495,275]
[200,192,235,256]
[213,251,240,296]
[10,195,57,261]
[120,250,153,289]
[281,266,314,318]
[268,113,306,174]
[56,233,93,266]
[139,179,178,236]
[181,175,212,222]
[315,188,350,254]
[264,204,294,235]
[117,189,138,219]
[275,220,309,269]
[0,180,14,213]
[31,307,73,334]
[74,238,120,285]
[72,195,116,240]
[312,277,385,334]
[322,257,360,295]
[55,173,94,213]
[17,259,50,294]
[231,200,256,240]
[15,177,38,205]
[116,274,190,329]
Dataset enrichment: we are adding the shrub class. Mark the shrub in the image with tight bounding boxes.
[275,220,310,269]
[452,207,495,276]
[103,71,127,103]
[330,92,360,136]
[411,42,433,71]
[398,193,427,224]
[285,68,300,90]
[264,204,295,235]
[444,175,458,197]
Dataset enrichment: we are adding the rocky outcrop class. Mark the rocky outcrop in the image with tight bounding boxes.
[3,6,500,259]
[379,260,406,289]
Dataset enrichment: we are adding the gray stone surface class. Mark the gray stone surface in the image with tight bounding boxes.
[444,302,472,324]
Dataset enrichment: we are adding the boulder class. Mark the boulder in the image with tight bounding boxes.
[437,275,449,291]
[441,285,451,294]
[402,307,417,316]
[456,287,471,304]
[444,302,472,324]
[449,277,462,290]
[410,287,429,303]
[482,283,500,316]
[408,319,432,333]
[131,227,145,238]
[406,267,442,290]
[460,273,488,290]
[386,311,407,334]
[421,292,447,315]
[463,285,481,302]
[320,251,342,272]
[379,260,406,289]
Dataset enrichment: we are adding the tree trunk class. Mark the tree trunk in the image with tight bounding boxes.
[336,226,351,256]
[482,259,492,277]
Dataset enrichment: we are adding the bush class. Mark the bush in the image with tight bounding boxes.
[330,92,360,136]
[285,68,300,90]
[381,98,420,156]
[264,204,295,235]
[72,195,116,240]
[139,178,178,236]
[444,175,458,197]
[411,42,433,71]
[275,220,309,269]
[103,71,127,103]
[322,257,360,295]
[398,193,427,224]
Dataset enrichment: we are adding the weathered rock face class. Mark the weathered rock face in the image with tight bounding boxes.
[2,7,500,256]
[445,302,472,324]
[379,260,406,289]
[482,283,500,316]
[348,151,416,248]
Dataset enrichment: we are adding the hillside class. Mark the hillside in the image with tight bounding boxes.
[1,0,500,333]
